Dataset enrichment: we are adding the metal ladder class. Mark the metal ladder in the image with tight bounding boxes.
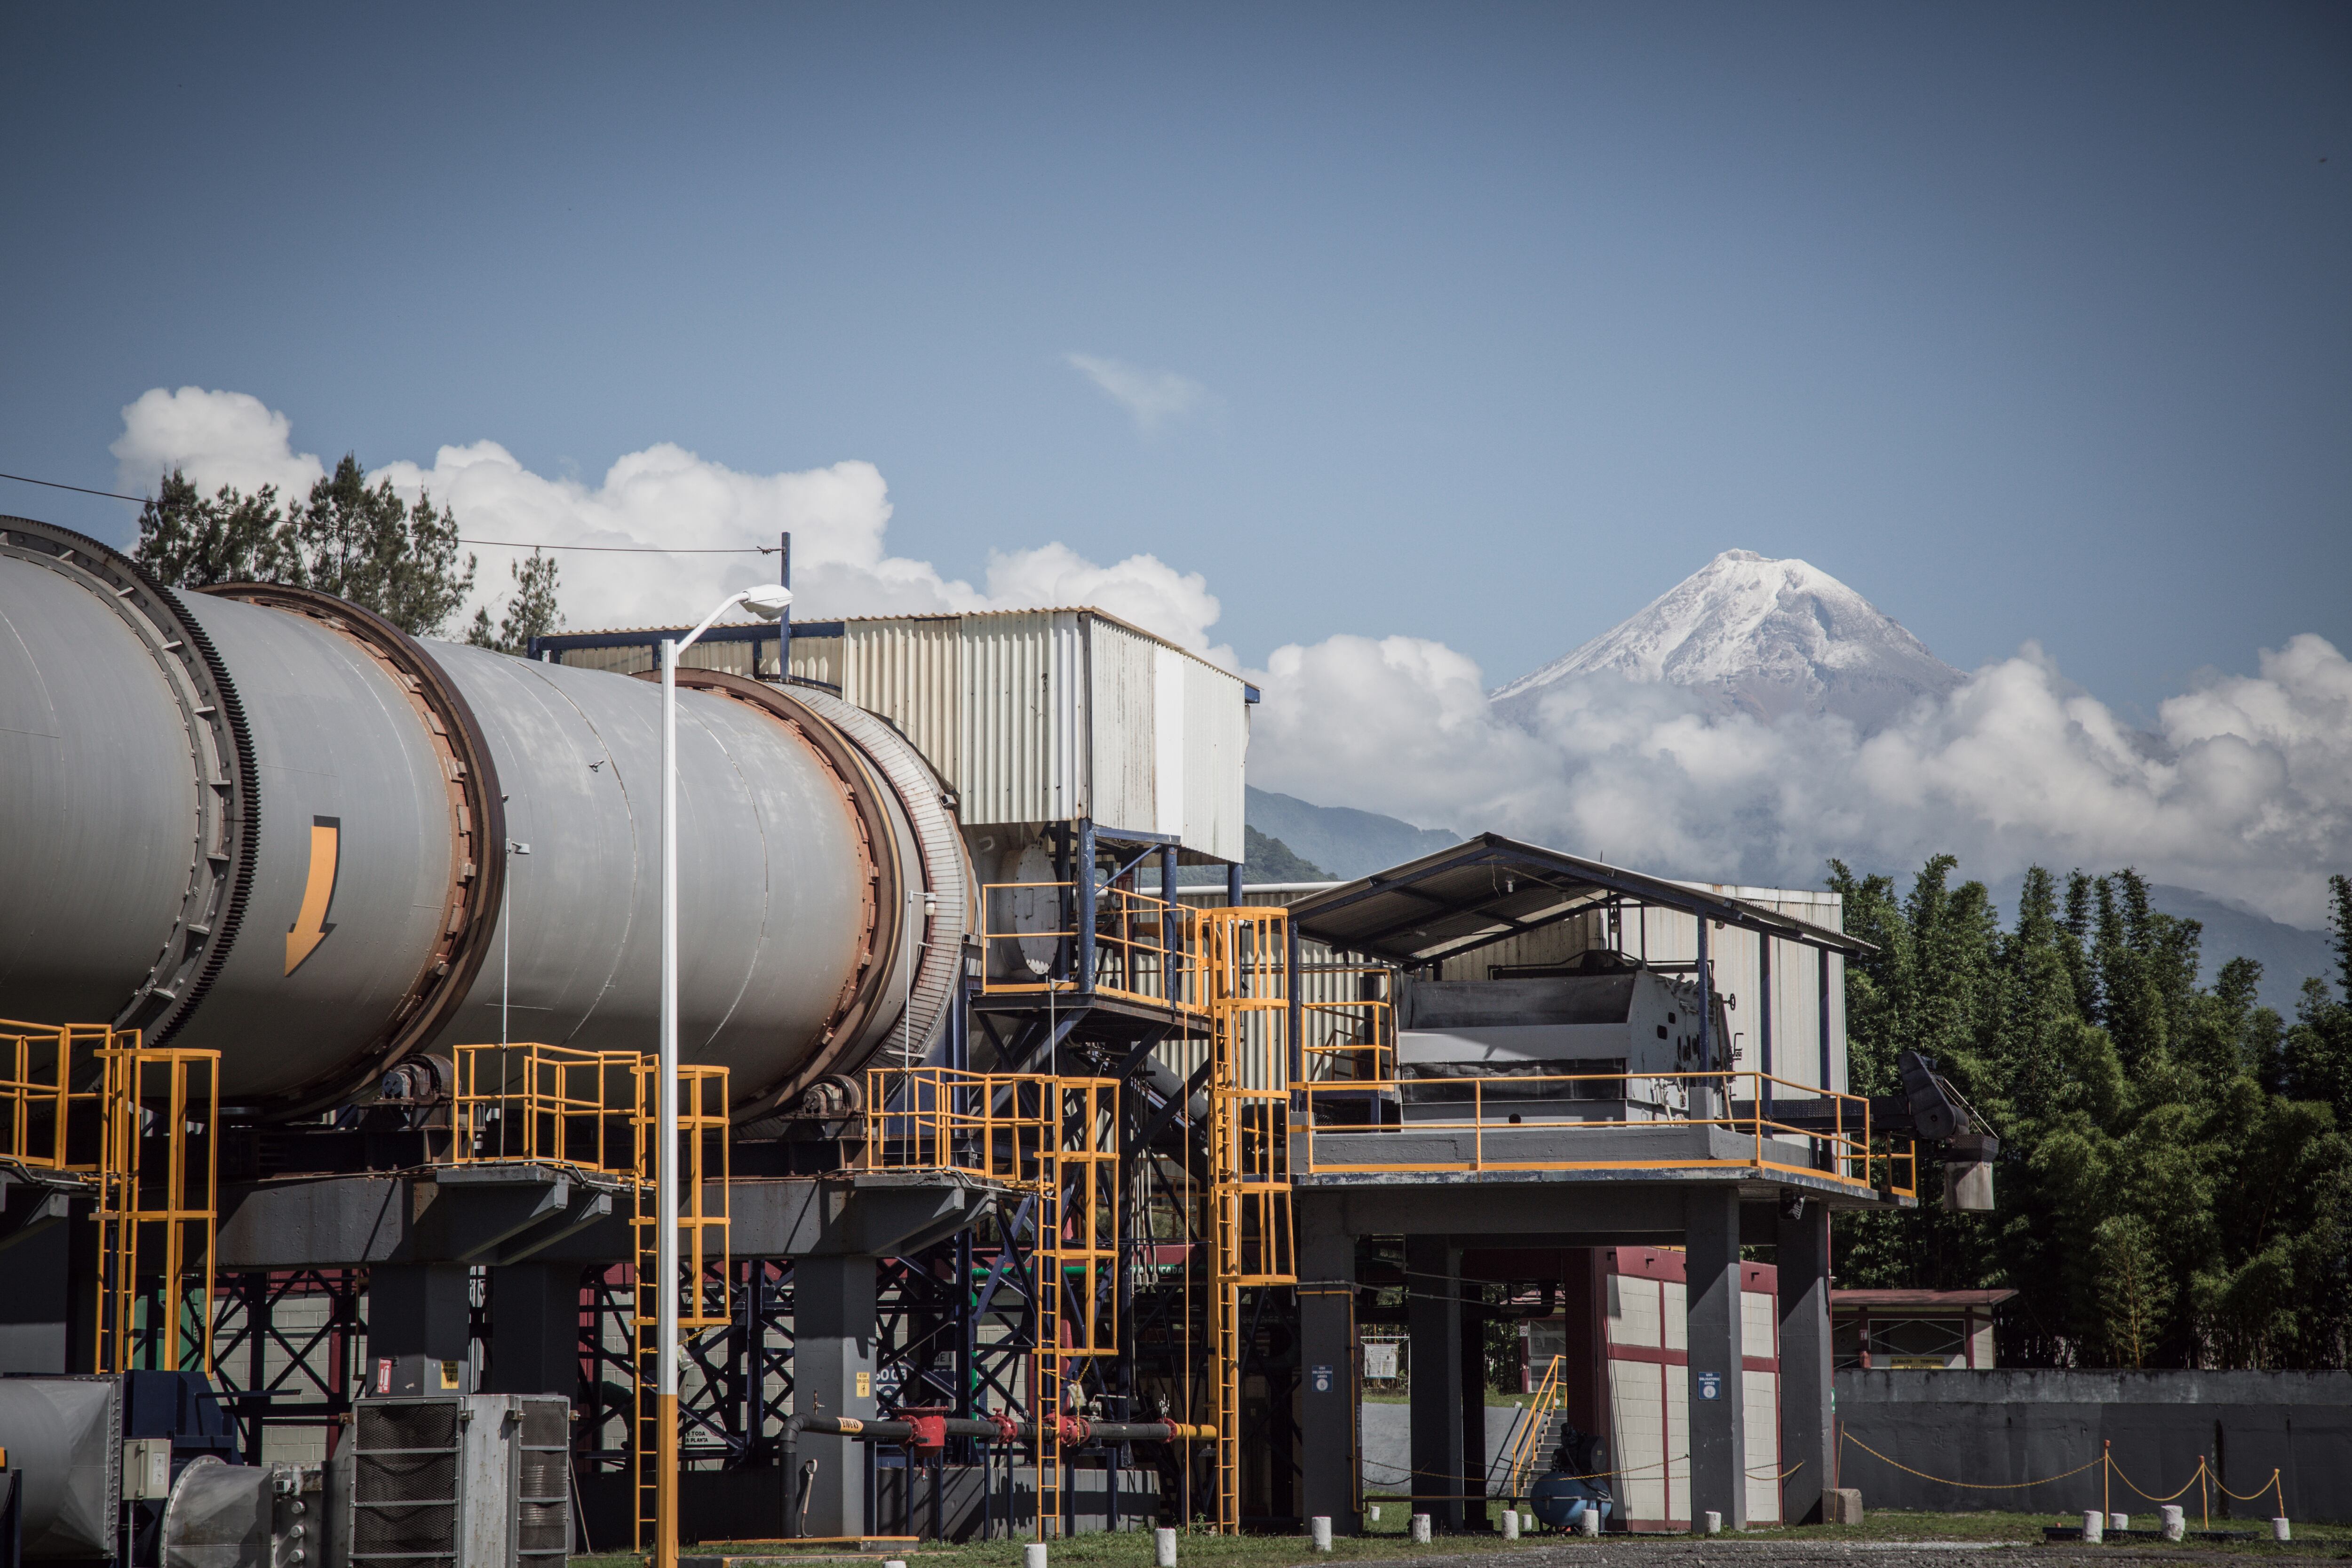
[1201,908,1295,1533]
[633,1060,732,1558]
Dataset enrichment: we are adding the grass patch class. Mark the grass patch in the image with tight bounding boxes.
[573,1508,2351,1567]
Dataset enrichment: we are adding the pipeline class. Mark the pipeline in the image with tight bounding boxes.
[779,1411,1213,1537]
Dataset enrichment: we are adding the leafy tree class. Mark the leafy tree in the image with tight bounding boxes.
[133,469,302,587]
[1830,854,2352,1370]
[467,548,562,655]
[291,455,474,636]
[132,454,479,639]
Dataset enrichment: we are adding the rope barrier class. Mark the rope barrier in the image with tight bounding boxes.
[2105,1451,2203,1504]
[2213,1466,2286,1515]
[1840,1431,2100,1490]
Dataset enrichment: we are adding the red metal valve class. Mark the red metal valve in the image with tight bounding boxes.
[986,1410,1019,1444]
[898,1405,950,1453]
[1054,1414,1092,1446]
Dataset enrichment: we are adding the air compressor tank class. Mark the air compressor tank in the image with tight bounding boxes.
[0,516,968,1119]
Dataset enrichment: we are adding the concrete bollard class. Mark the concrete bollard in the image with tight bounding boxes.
[1026,1544,1051,1568]
[1368,1506,1381,1524]
[1703,1511,1722,1536]
[883,1561,907,1568]
[1156,1527,1178,1567]
[2080,1512,2103,1544]
[1411,1513,1432,1544]
[2109,1513,2129,1533]
[2273,1518,2292,1543]
[1577,1506,1600,1538]
[1312,1518,1334,1552]
[2160,1505,2185,1542]
[1502,1511,1519,1541]
[1522,1512,1535,1536]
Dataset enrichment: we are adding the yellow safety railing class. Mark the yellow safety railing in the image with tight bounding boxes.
[1501,1354,1567,1499]
[452,1042,642,1176]
[1298,1069,1915,1198]
[1301,965,1395,1085]
[632,1060,730,1555]
[977,882,1205,1015]
[95,1040,220,1377]
[856,1067,1060,1189]
[0,1019,112,1172]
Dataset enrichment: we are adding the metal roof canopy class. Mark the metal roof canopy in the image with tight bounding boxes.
[1286,832,1874,968]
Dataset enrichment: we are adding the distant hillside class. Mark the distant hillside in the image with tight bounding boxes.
[1177,823,1331,886]
[1244,787,1461,880]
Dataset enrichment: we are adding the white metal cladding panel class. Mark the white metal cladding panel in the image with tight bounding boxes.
[1607,1274,1663,1349]
[1153,645,1187,838]
[1181,652,1248,862]
[1743,1368,1781,1522]
[554,640,763,677]
[787,634,842,689]
[1432,910,1610,980]
[559,644,652,675]
[1607,1359,1669,1525]
[842,617,962,787]
[1085,618,1159,839]
[957,612,1081,825]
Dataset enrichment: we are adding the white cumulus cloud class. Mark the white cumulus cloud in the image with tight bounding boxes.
[1065,353,1208,433]
[110,388,1228,656]
[1246,631,2352,928]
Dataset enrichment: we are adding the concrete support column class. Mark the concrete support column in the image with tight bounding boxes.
[1459,1305,1488,1531]
[797,1253,879,1539]
[1406,1238,1463,1531]
[1776,1198,1834,1525]
[486,1265,583,1397]
[1685,1189,1746,1530]
[1296,1201,1357,1533]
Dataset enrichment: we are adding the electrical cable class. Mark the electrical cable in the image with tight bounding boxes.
[0,469,778,552]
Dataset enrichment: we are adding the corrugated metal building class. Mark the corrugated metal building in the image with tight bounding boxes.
[538,607,1250,868]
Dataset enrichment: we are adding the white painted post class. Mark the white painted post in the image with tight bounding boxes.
[1576,1507,1599,1539]
[1410,1513,1432,1543]
[1312,1517,1334,1552]
[1368,1506,1381,1524]
[1501,1511,1519,1541]
[2081,1512,2103,1544]
[2273,1518,2292,1543]
[2109,1513,2129,1533]
[1704,1510,1723,1535]
[1025,1544,1051,1568]
[2160,1505,2185,1542]
[1156,1527,1178,1567]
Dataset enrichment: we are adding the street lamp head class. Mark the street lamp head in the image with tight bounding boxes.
[738,583,794,621]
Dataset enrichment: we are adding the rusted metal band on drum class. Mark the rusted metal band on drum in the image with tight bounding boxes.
[0,517,260,1048]
[201,582,508,1114]
[647,668,907,1116]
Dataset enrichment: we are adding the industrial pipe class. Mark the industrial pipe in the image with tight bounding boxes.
[778,1413,1213,1538]
[0,517,970,1118]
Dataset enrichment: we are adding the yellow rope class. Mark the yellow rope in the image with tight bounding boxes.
[2213,1467,2284,1508]
[1840,1431,2100,1490]
[2106,1452,2204,1504]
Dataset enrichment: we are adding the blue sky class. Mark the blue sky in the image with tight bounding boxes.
[2,2,2345,719]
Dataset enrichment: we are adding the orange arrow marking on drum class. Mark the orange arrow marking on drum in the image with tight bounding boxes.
[285,816,342,974]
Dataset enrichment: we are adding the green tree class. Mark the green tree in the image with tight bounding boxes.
[467,548,562,655]
[1829,854,2352,1370]
[133,469,302,587]
[291,455,474,636]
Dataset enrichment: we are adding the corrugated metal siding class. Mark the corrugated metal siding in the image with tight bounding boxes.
[787,635,841,688]
[555,640,766,677]
[1087,619,1159,840]
[957,610,1080,825]
[842,617,961,786]
[1181,652,1247,863]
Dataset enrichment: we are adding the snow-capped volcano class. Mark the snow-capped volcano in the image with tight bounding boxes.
[1492,550,1962,732]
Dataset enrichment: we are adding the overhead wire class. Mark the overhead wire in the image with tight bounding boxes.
[0,468,778,552]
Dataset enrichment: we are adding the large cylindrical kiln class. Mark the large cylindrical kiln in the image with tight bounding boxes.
[0,517,968,1118]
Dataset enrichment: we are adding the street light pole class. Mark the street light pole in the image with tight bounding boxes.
[656,581,790,1568]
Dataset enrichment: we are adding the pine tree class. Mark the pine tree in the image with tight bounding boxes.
[290,455,475,637]
[133,469,302,587]
[467,549,562,655]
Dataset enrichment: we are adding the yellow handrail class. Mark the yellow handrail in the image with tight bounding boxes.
[1502,1354,1567,1498]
